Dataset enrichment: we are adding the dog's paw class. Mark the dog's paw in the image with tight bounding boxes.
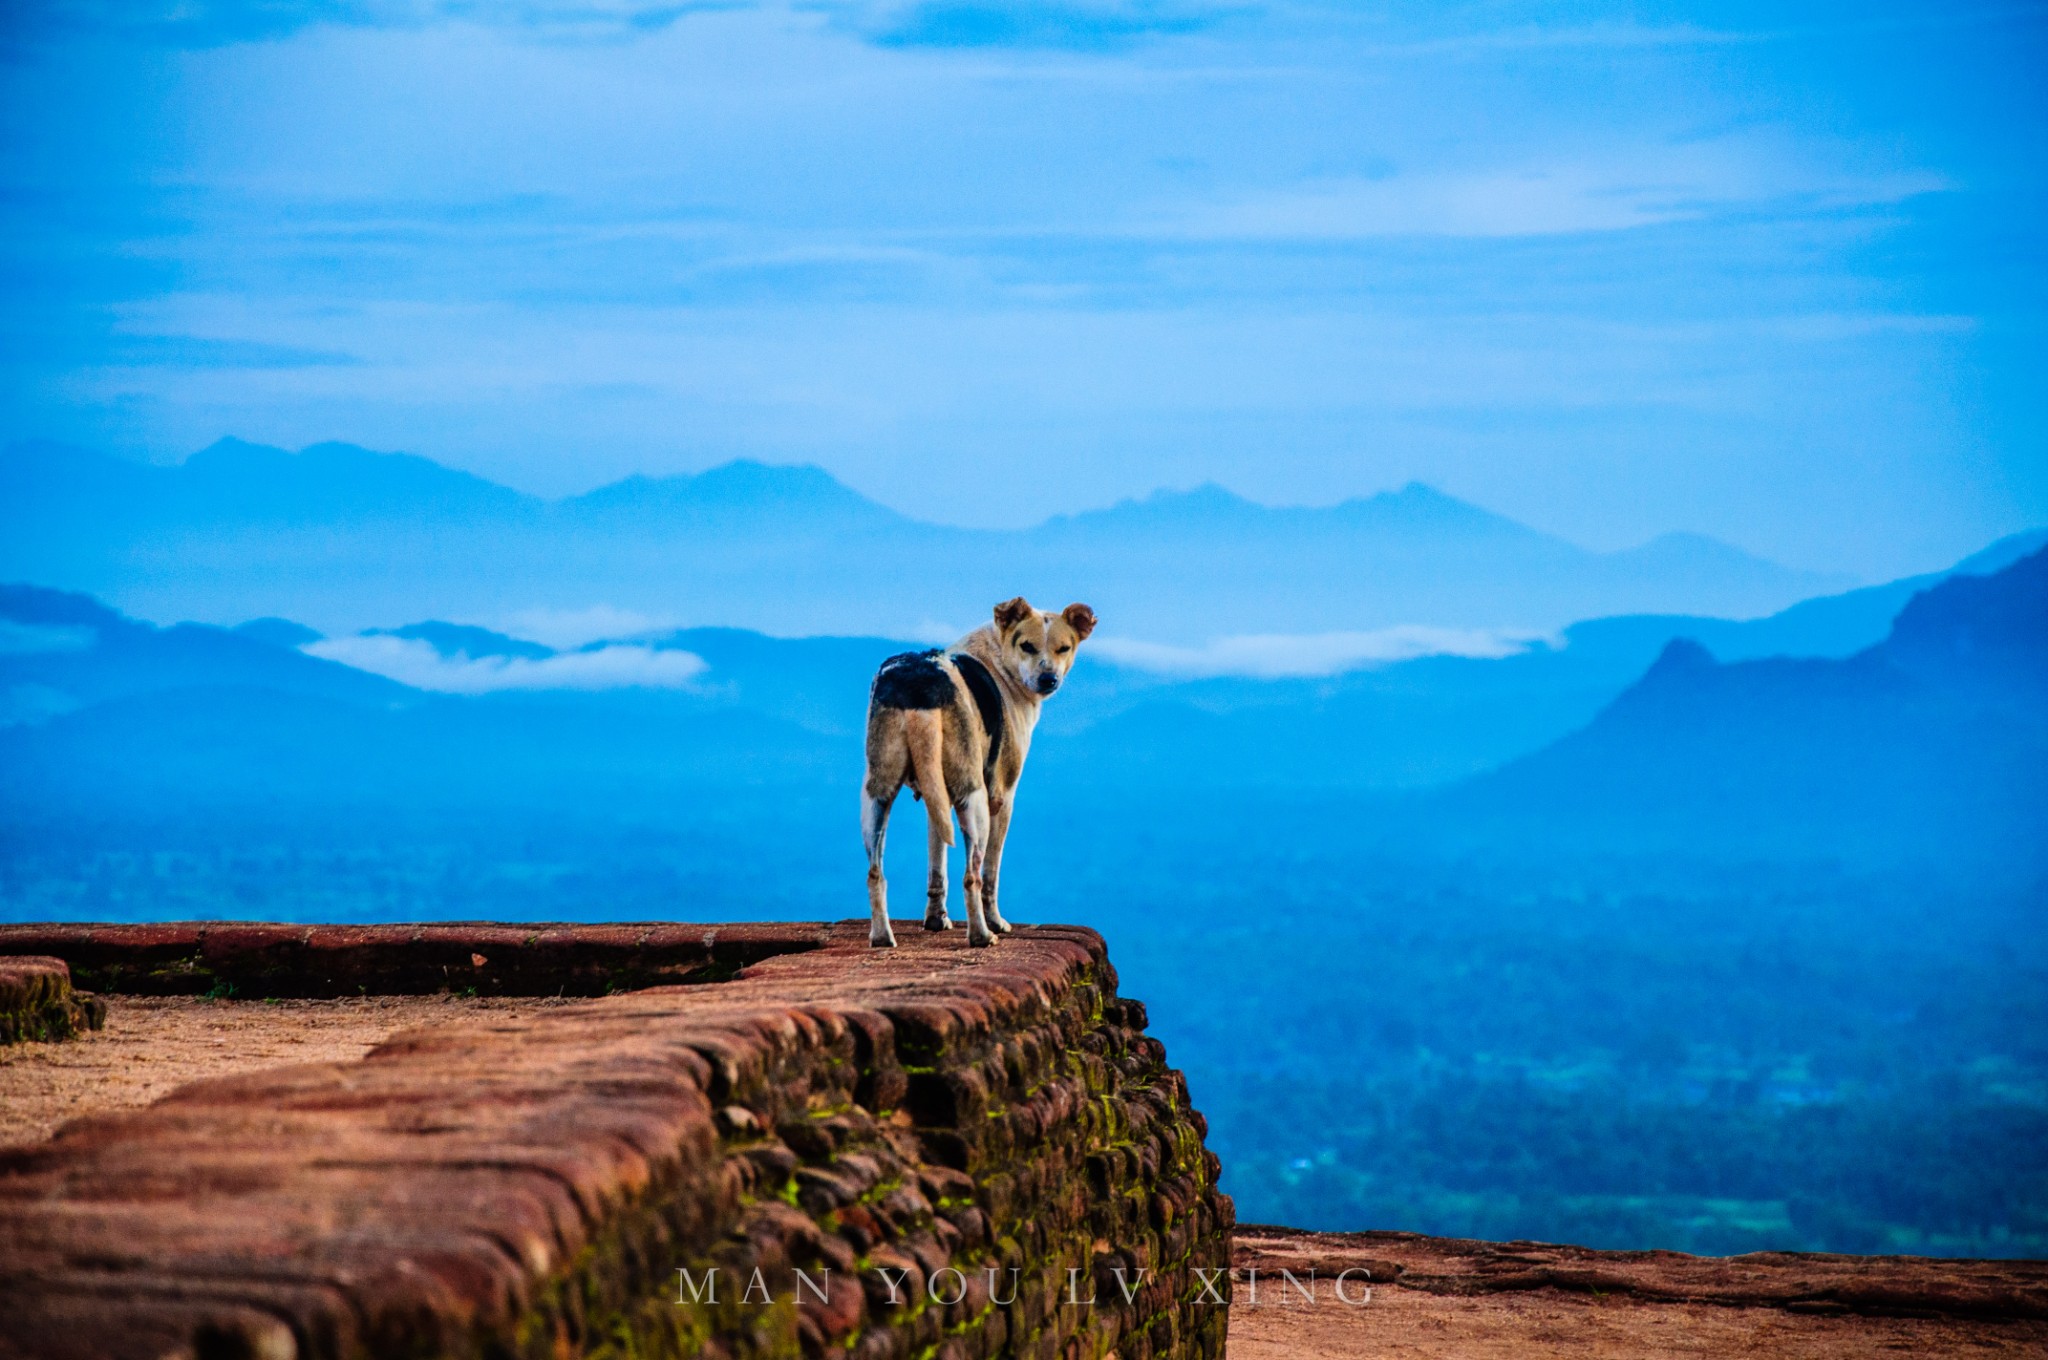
[986,910,1014,934]
[967,929,996,949]
[869,927,898,949]
[922,911,952,932]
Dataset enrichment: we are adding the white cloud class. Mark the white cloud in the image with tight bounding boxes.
[1090,626,1540,678]
[306,634,706,692]
[500,604,670,648]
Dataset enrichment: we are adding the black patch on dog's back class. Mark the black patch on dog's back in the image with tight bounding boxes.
[951,652,1005,787]
[872,649,954,710]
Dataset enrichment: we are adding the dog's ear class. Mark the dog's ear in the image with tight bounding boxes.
[1061,603,1097,641]
[993,597,1034,633]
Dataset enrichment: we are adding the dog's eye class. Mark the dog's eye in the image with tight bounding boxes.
[1020,642,1038,655]
[1056,645,1070,654]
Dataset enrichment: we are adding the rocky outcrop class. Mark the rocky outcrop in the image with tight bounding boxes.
[0,923,1231,1360]
[1233,1226,2048,1320]
[0,955,104,1045]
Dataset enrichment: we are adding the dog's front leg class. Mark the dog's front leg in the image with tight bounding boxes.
[956,787,995,947]
[862,787,896,948]
[982,791,1016,934]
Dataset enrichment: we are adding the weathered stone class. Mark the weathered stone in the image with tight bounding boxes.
[0,956,104,1045]
[0,922,1231,1360]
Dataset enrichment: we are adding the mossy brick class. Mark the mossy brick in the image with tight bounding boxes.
[0,922,1230,1360]
[0,956,105,1045]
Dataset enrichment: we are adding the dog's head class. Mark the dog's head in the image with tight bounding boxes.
[992,597,1096,697]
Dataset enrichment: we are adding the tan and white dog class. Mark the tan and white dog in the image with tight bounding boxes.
[861,597,1096,948]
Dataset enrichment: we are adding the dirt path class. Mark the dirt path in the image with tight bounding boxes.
[0,993,572,1146]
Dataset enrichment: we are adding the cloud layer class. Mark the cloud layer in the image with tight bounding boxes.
[307,634,707,692]
[1092,627,1539,678]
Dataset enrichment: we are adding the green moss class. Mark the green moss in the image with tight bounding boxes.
[494,971,1225,1360]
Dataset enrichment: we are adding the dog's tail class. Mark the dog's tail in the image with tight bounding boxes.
[902,709,954,847]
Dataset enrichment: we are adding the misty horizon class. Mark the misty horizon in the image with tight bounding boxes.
[14,430,1907,569]
[6,1,2044,579]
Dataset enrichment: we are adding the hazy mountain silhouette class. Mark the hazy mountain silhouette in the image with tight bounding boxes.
[6,526,2035,792]
[369,622,554,662]
[1564,527,2048,666]
[1028,529,2048,788]
[1,550,2040,878]
[0,438,1847,639]
[0,583,409,725]
[1436,546,2048,867]
[233,617,325,649]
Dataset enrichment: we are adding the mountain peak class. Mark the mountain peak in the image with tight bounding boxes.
[1322,480,1547,541]
[1133,482,1261,513]
[681,459,870,504]
[183,436,291,469]
[1037,482,1271,536]
[1952,527,2048,577]
[1648,637,1718,674]
[371,621,554,661]
[566,459,902,525]
[1388,479,1462,504]
[1628,530,1776,562]
[171,438,528,521]
[1882,544,2048,693]
[233,617,324,649]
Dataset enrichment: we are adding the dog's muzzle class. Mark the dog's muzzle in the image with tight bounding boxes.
[1034,674,1060,695]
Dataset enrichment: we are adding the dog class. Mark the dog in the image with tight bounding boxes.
[861,597,1096,948]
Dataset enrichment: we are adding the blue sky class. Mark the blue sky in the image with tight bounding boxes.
[2,0,2044,577]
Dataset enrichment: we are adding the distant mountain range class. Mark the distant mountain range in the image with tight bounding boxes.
[0,582,408,726]
[1,437,1857,641]
[5,545,2041,882]
[1026,525,2047,787]
[3,522,2042,786]
[1433,545,2048,868]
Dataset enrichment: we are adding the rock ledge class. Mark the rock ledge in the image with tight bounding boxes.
[0,921,1231,1360]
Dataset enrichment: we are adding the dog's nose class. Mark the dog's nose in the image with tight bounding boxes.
[1035,674,1059,695]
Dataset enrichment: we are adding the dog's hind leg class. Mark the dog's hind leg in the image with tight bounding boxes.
[924,812,952,931]
[956,787,994,948]
[862,787,897,948]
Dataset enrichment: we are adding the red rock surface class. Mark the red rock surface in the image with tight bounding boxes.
[1229,1227,2048,1357]
[0,994,578,1146]
[0,922,1230,1360]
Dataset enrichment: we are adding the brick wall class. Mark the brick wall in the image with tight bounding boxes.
[0,922,1233,1360]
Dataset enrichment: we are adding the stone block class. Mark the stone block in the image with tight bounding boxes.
[0,956,104,1045]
